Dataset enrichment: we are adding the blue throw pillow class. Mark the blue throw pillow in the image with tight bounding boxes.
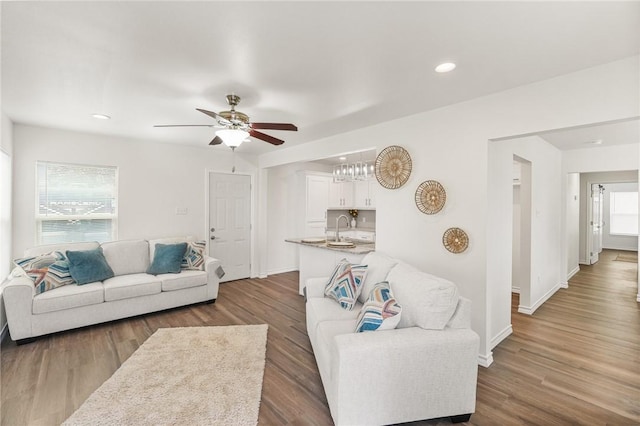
[66,247,115,285]
[147,243,188,275]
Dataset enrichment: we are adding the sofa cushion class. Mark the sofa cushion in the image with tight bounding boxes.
[355,281,402,333]
[182,241,207,271]
[66,247,115,285]
[32,282,104,314]
[160,270,207,292]
[23,241,100,258]
[147,243,188,275]
[387,262,459,330]
[324,259,368,311]
[358,251,398,304]
[306,298,362,346]
[103,273,161,302]
[101,239,150,276]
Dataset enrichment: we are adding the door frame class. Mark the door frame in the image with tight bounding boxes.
[587,182,602,264]
[204,169,257,279]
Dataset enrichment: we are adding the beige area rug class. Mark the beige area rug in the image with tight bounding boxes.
[63,324,268,426]
[615,252,638,263]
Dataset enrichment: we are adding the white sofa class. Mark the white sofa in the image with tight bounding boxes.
[305,251,479,426]
[4,237,221,343]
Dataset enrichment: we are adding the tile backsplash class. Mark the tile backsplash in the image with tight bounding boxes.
[326,209,376,231]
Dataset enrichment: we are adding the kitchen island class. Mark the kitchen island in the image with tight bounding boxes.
[286,238,375,295]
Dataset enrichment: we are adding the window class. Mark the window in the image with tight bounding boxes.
[609,191,638,236]
[36,161,118,244]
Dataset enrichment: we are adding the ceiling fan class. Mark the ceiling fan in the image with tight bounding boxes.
[154,94,297,148]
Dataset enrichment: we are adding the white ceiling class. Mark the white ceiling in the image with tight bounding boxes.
[2,2,639,156]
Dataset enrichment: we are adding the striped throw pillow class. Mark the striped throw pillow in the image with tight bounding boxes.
[182,241,207,270]
[355,281,402,332]
[324,259,368,311]
[14,251,76,294]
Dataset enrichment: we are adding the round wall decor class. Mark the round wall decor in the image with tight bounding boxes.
[443,227,469,254]
[415,180,446,214]
[374,145,412,189]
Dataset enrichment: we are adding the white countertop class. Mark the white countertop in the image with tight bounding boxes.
[285,238,375,255]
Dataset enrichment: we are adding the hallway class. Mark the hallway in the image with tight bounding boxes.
[473,249,640,424]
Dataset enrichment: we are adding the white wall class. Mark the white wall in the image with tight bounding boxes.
[1,113,14,338]
[265,161,331,275]
[490,136,563,341]
[566,173,581,278]
[578,170,638,263]
[12,124,257,258]
[602,182,638,251]
[260,56,640,365]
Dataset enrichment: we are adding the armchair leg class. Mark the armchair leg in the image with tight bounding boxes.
[450,413,472,423]
[205,298,216,305]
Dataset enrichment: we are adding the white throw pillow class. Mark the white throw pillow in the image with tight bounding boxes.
[357,251,398,304]
[387,262,459,330]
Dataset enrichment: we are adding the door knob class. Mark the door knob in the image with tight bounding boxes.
[210,227,215,232]
[210,236,216,240]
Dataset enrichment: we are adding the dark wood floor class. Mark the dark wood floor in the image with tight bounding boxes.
[1,249,638,425]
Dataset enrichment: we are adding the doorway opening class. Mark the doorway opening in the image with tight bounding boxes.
[512,155,532,313]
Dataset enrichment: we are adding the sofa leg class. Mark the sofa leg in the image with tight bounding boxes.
[205,298,216,305]
[450,414,472,423]
[16,337,37,345]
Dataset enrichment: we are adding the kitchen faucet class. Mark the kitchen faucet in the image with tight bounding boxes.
[335,214,349,242]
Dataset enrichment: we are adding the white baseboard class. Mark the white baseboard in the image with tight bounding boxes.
[637,292,640,303]
[567,265,580,281]
[511,286,520,294]
[477,352,494,368]
[266,267,298,276]
[490,324,513,349]
[518,282,562,315]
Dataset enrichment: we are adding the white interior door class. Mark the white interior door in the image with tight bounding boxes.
[590,184,604,264]
[208,172,251,282]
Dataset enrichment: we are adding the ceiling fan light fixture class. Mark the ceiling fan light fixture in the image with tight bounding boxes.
[216,129,249,147]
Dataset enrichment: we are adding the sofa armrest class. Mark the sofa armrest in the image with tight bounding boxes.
[203,256,222,300]
[330,327,479,425]
[305,277,328,300]
[3,276,35,341]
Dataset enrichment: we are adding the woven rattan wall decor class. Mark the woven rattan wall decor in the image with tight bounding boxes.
[415,180,446,214]
[374,145,412,189]
[442,227,469,254]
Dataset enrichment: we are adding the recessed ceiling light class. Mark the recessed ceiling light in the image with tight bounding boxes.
[435,62,456,73]
[339,156,347,161]
[91,113,111,120]
[585,139,603,145]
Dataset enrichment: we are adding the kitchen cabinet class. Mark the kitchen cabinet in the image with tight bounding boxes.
[306,175,330,222]
[354,180,376,208]
[329,181,354,208]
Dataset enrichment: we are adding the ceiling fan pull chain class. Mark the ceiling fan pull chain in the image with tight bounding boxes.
[231,146,236,173]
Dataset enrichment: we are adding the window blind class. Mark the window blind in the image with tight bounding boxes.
[36,161,118,244]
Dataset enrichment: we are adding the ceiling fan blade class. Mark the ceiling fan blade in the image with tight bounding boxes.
[249,129,285,145]
[250,122,298,131]
[209,136,223,145]
[154,124,216,127]
[196,108,231,125]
